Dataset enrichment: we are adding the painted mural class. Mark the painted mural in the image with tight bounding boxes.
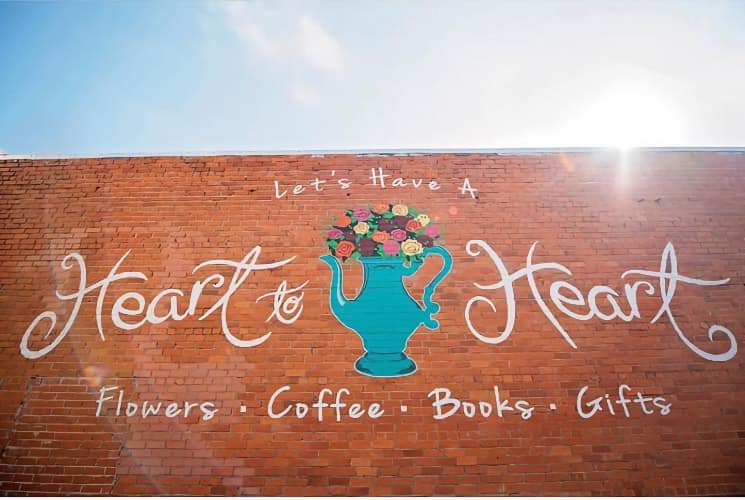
[1,153,744,495]
[320,203,452,377]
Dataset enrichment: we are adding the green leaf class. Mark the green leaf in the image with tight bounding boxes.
[327,240,339,249]
[351,251,361,259]
[383,212,394,219]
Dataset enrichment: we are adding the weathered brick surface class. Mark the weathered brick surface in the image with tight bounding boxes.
[0,151,743,495]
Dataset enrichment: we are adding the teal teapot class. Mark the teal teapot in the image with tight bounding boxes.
[320,247,452,377]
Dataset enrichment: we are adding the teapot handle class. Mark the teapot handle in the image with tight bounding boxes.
[420,246,453,330]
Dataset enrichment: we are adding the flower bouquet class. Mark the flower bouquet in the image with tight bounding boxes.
[325,203,441,264]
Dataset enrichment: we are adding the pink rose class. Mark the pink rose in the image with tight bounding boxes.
[424,224,440,237]
[353,209,371,221]
[383,240,400,255]
[391,229,407,241]
[326,228,343,239]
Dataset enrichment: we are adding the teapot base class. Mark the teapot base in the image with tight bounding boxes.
[354,352,417,378]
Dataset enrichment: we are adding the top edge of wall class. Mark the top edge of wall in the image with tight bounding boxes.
[1,147,745,161]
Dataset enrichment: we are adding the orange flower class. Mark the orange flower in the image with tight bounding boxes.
[335,240,356,258]
[371,203,390,214]
[336,214,352,227]
[405,219,422,232]
[372,231,388,243]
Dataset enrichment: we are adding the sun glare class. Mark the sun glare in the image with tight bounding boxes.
[561,83,684,149]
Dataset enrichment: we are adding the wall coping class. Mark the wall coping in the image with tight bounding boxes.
[1,146,745,161]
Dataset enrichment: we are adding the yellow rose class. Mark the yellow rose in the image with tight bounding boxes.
[391,204,409,216]
[401,239,423,256]
[416,214,430,226]
[353,221,370,235]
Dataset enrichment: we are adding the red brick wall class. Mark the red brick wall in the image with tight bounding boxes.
[0,151,743,495]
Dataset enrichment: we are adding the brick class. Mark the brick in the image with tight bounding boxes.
[0,151,743,495]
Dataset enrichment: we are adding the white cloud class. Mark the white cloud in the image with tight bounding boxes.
[217,3,343,109]
[209,1,745,148]
[221,2,277,58]
[219,3,343,72]
[298,15,343,71]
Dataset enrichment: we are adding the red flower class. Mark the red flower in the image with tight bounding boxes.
[335,240,356,258]
[405,219,422,232]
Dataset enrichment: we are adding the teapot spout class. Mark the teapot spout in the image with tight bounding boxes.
[319,255,351,324]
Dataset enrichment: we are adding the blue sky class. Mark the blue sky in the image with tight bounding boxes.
[1,0,744,156]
